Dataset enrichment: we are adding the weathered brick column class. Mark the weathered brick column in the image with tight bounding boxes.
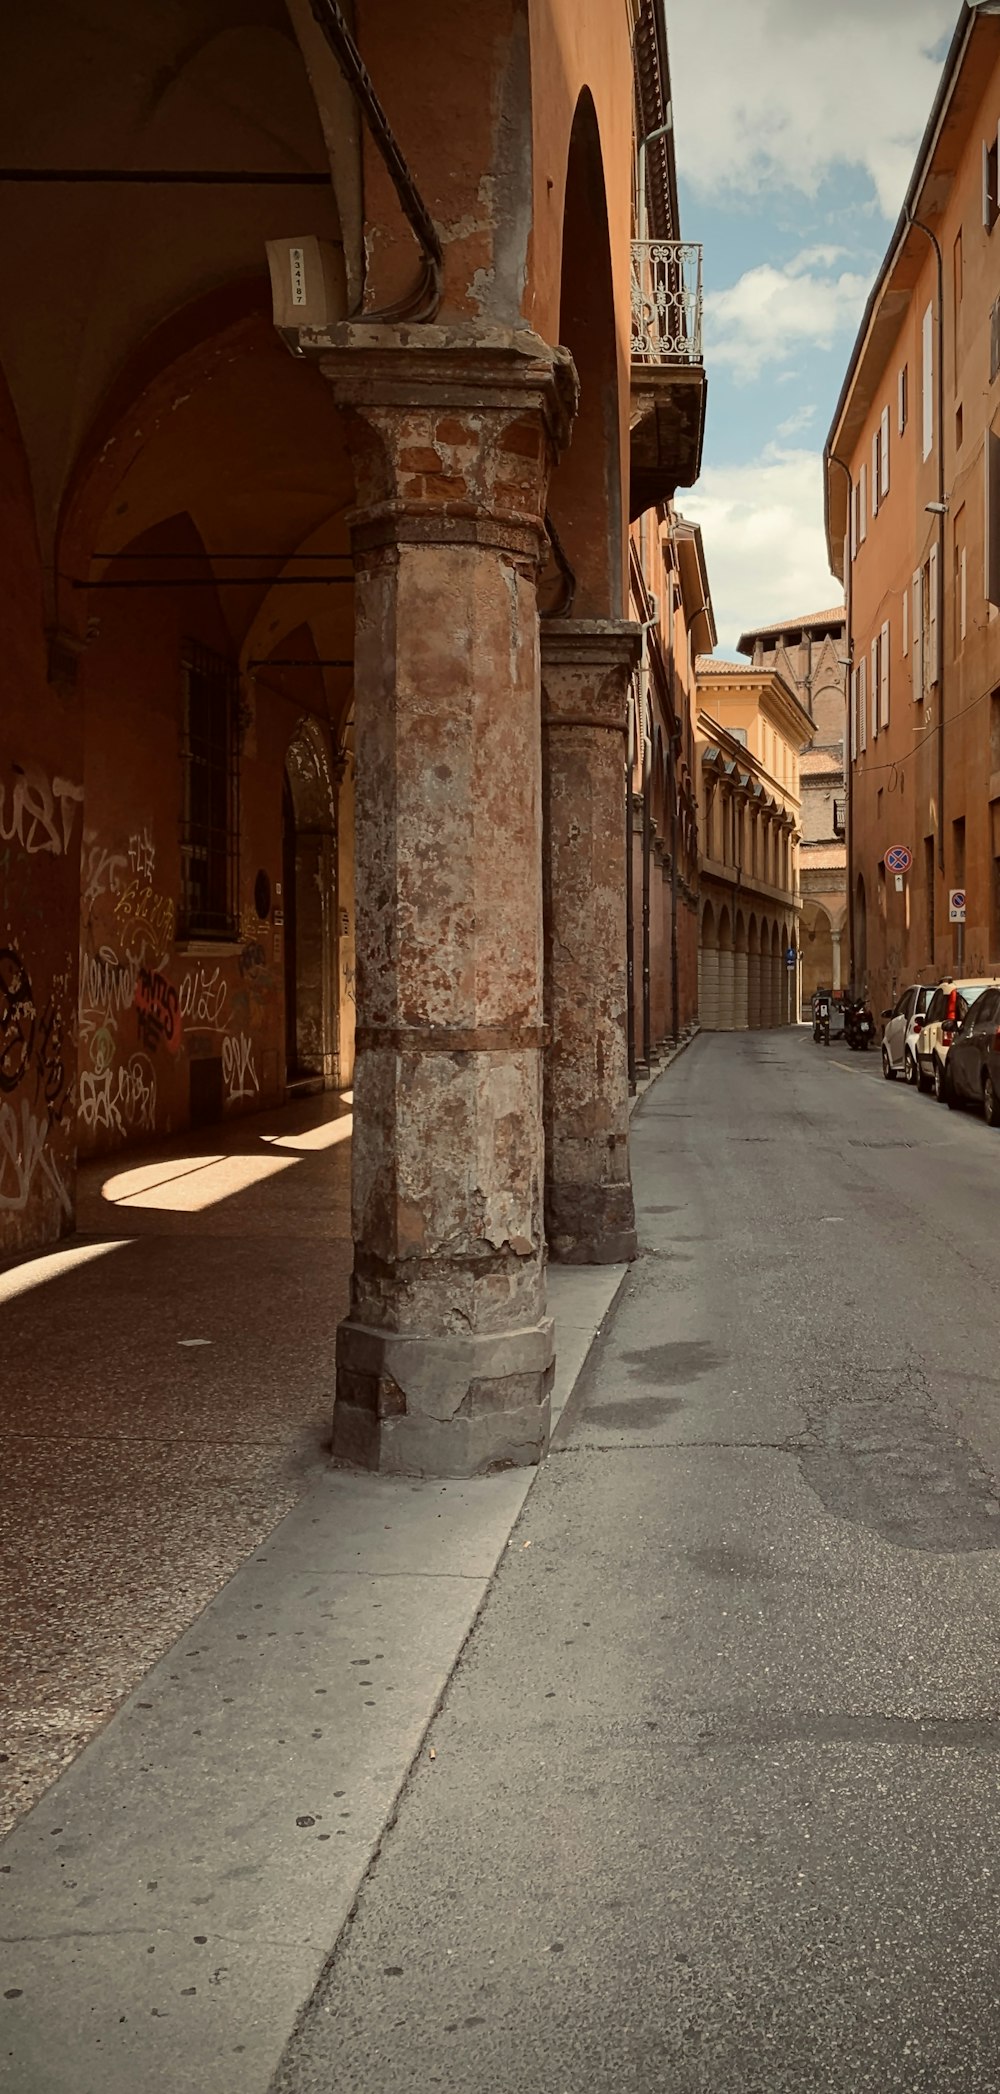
[540,621,641,1265]
[319,326,576,1475]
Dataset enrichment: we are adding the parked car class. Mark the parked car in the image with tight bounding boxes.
[917,977,1000,1099]
[881,983,934,1086]
[942,987,1000,1123]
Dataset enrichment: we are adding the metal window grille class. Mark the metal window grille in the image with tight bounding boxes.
[631,240,703,364]
[833,800,846,837]
[179,640,241,938]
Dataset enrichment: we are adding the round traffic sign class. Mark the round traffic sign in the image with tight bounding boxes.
[885,844,913,874]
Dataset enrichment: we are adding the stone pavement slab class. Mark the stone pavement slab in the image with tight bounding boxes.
[1,1268,627,2094]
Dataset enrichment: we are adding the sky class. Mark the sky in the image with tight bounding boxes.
[666,0,959,655]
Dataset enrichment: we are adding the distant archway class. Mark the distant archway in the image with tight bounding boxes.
[283,715,339,1088]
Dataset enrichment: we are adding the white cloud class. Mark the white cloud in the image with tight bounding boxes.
[775,403,817,438]
[667,0,956,217]
[679,445,841,655]
[705,248,872,380]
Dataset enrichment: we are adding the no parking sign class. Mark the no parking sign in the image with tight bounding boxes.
[885,844,912,874]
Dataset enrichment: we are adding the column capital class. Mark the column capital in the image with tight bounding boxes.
[311,322,578,565]
[541,619,642,733]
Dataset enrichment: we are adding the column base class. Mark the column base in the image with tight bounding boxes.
[546,1182,639,1266]
[334,1317,554,1477]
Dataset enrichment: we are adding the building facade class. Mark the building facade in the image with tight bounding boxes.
[695,662,807,1029]
[1,0,705,1474]
[628,509,712,1080]
[737,609,847,1010]
[825,1,1000,1017]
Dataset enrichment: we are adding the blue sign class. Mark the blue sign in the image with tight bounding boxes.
[785,946,796,969]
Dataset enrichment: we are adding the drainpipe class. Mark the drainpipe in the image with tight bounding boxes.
[626,690,637,1091]
[828,452,854,990]
[908,215,947,875]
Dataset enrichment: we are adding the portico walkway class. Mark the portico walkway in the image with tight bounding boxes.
[1,1095,622,1842]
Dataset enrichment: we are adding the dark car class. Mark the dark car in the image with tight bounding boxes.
[943,987,1000,1123]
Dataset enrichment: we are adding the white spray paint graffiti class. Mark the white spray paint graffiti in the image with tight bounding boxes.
[0,1097,72,1216]
[179,964,228,1031]
[127,828,155,883]
[222,1032,258,1102]
[78,1055,157,1139]
[81,832,128,915]
[1,762,83,857]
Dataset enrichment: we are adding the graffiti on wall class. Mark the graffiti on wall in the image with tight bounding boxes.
[0,941,75,1218]
[222,1031,259,1102]
[178,964,228,1031]
[1,760,83,859]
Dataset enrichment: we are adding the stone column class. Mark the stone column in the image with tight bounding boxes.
[733,950,749,1030]
[321,325,576,1476]
[540,621,641,1265]
[747,951,761,1028]
[831,927,842,991]
[699,945,719,1029]
[717,947,735,1031]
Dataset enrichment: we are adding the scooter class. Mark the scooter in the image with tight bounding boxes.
[844,996,875,1050]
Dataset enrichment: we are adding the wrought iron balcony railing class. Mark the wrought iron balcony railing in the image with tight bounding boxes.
[631,240,703,365]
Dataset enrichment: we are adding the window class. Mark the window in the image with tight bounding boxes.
[871,430,880,519]
[880,404,890,499]
[912,569,923,702]
[902,583,909,658]
[953,229,964,372]
[859,460,868,542]
[956,403,964,450]
[859,654,868,752]
[922,303,934,460]
[898,363,909,435]
[871,635,880,737]
[954,514,967,646]
[984,125,999,234]
[991,689,1000,777]
[180,640,241,939]
[880,620,890,729]
[986,430,1000,607]
[928,544,939,686]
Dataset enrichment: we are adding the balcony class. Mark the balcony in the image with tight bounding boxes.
[630,239,707,518]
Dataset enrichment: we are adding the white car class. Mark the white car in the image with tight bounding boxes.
[881,983,934,1086]
[917,976,1000,1098]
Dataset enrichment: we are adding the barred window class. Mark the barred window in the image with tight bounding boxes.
[180,640,240,938]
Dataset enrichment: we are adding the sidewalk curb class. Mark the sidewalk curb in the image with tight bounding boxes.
[628,1024,701,1117]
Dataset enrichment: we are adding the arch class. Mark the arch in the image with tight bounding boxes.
[855,873,868,989]
[701,898,718,949]
[717,905,733,952]
[283,715,340,1088]
[546,90,622,616]
[699,896,719,1032]
[800,900,835,1011]
[746,913,762,1029]
[733,910,749,1031]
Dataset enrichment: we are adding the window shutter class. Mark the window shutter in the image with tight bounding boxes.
[985,137,993,229]
[860,656,867,752]
[880,406,890,497]
[871,636,879,736]
[929,543,939,683]
[859,461,868,542]
[898,364,907,435]
[850,668,857,760]
[850,480,858,560]
[903,583,909,657]
[880,620,890,728]
[922,304,934,460]
[960,547,968,640]
[986,429,1000,607]
[913,571,923,702]
[871,432,880,518]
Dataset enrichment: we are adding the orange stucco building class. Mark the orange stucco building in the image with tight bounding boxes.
[825,0,1000,1014]
[694,662,806,1030]
[1,0,705,1473]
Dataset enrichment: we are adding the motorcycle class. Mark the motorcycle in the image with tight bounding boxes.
[812,992,831,1045]
[843,996,875,1051]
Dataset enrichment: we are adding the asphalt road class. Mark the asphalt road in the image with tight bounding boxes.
[274,1030,1000,2094]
